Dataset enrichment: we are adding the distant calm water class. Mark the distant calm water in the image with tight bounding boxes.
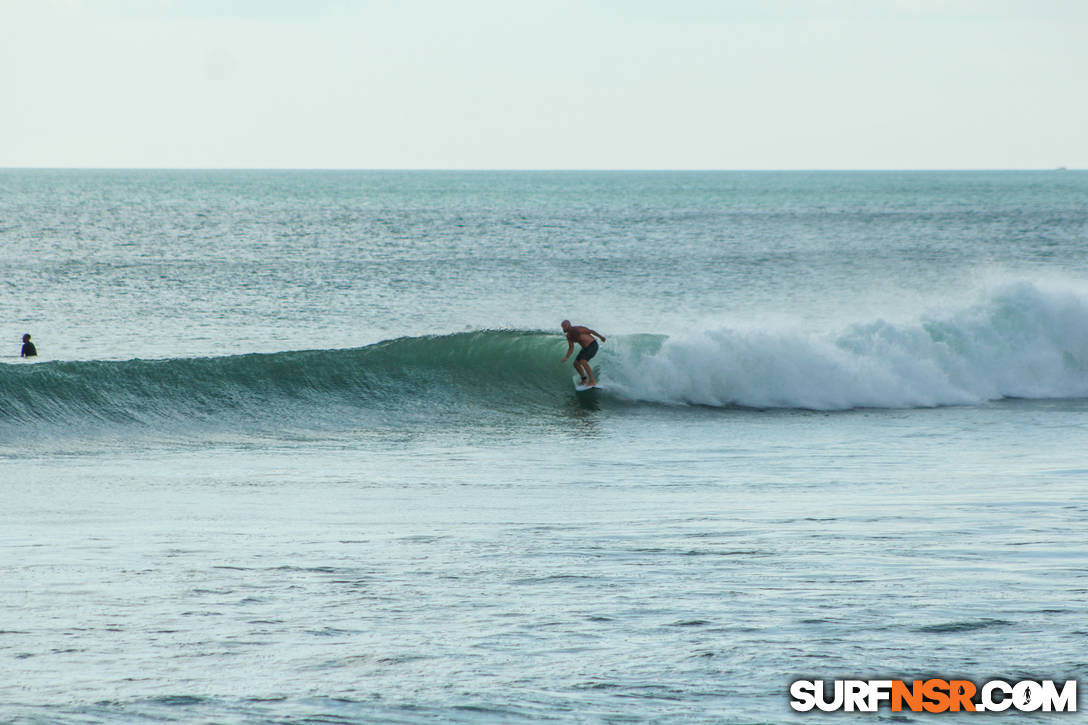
[2,170,1086,723]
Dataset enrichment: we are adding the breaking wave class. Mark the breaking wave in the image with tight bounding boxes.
[2,281,1087,443]
[606,281,1088,410]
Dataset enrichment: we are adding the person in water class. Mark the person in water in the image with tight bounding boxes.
[561,320,606,386]
[20,333,37,358]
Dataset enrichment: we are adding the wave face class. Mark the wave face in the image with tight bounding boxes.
[0,331,570,441]
[3,282,1088,442]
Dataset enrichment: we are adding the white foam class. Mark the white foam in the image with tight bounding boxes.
[605,280,1088,410]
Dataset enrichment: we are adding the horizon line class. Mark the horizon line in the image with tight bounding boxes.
[1,166,1082,173]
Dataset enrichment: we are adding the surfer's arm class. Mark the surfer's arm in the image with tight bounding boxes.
[561,340,574,362]
[589,329,606,342]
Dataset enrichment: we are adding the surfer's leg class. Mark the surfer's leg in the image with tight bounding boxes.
[574,360,588,384]
[574,343,598,385]
[578,360,597,386]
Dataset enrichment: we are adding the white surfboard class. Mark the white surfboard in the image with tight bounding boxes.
[573,380,602,392]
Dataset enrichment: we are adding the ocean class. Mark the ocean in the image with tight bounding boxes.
[2,169,1086,723]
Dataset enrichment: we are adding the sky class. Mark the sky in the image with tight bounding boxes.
[1,0,1086,169]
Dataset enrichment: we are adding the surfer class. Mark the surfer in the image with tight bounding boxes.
[561,320,605,387]
[20,333,37,358]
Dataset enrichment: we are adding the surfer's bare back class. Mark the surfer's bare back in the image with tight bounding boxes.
[561,320,606,387]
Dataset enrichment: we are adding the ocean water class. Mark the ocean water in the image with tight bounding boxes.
[1,170,1086,723]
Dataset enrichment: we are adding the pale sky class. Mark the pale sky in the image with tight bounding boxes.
[2,0,1085,169]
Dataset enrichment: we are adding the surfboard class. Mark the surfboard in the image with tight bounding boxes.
[574,380,602,392]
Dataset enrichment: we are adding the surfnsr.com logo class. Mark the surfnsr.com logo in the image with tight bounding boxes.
[790,679,1077,713]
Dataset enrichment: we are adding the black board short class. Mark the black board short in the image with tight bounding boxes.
[575,340,598,362]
